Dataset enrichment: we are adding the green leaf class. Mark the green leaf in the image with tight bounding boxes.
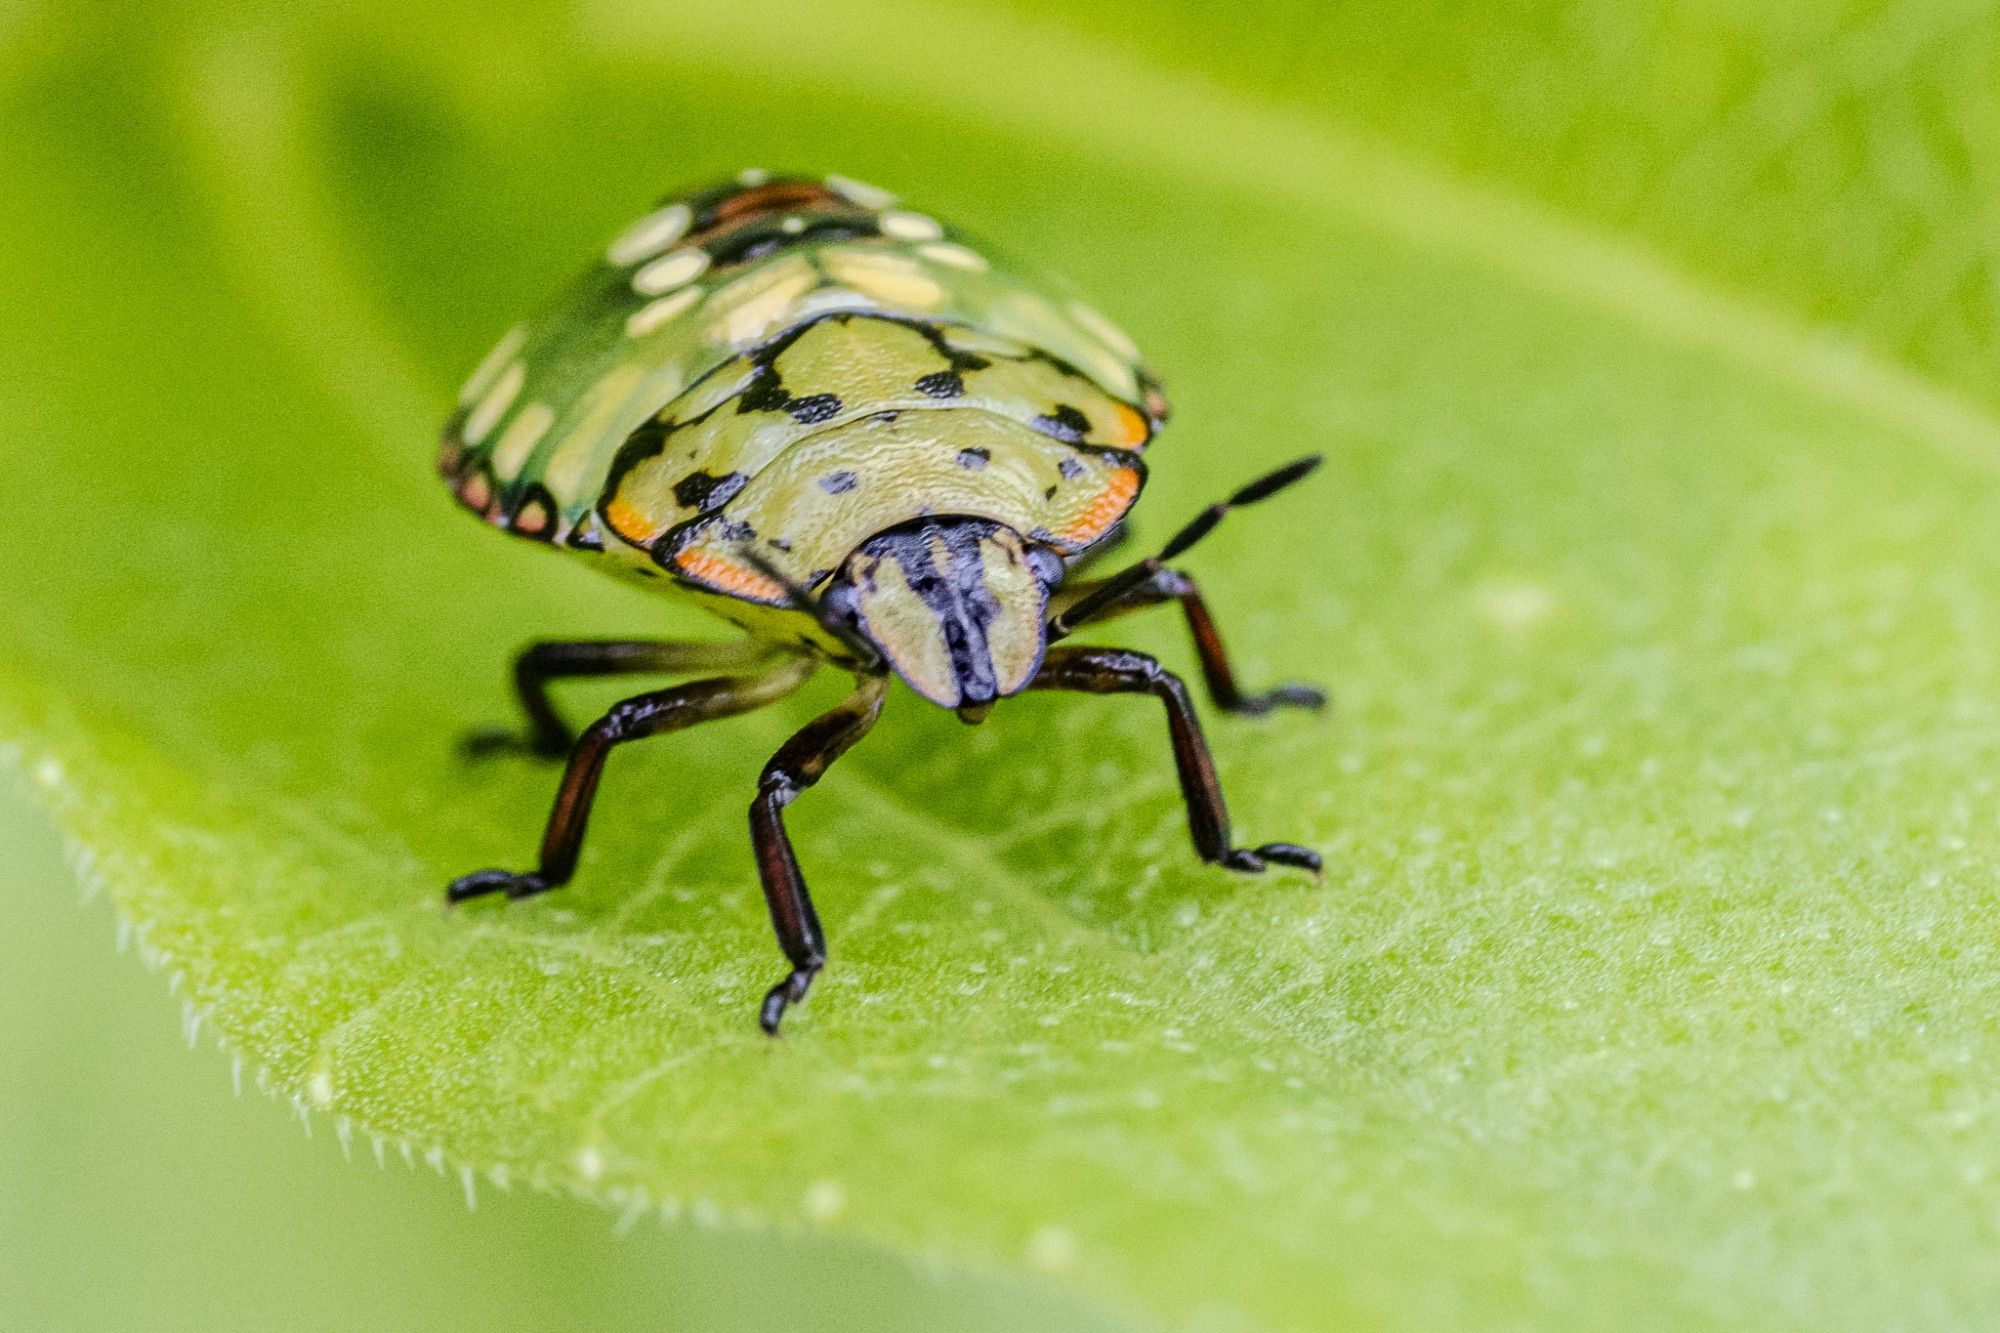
[8,2,2000,1329]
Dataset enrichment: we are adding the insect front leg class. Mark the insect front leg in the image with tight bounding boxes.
[1050,569,1326,715]
[448,659,815,904]
[463,637,781,759]
[749,675,888,1034]
[1029,645,1321,875]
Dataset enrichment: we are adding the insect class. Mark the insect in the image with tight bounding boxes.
[439,170,1325,1033]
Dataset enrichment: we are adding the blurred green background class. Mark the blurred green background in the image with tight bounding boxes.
[8,1,2000,1330]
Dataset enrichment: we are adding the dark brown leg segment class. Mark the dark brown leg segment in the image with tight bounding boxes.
[447,659,815,905]
[750,675,888,1034]
[465,637,778,759]
[1030,646,1321,875]
[1051,569,1326,715]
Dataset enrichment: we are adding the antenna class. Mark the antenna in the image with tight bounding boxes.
[1049,454,1322,640]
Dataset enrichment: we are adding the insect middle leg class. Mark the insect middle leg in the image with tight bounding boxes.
[447,658,816,905]
[1050,569,1326,715]
[750,675,888,1034]
[464,637,781,759]
[1029,645,1320,874]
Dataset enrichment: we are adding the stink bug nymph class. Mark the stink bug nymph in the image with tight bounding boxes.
[439,172,1325,1033]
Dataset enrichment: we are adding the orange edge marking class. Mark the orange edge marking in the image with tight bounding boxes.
[603,494,666,545]
[1059,467,1141,548]
[1111,402,1150,448]
[675,547,786,603]
[457,470,493,514]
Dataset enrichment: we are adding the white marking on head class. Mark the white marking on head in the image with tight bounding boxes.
[458,324,525,405]
[1069,301,1140,360]
[737,166,770,186]
[880,209,944,241]
[633,246,710,296]
[624,285,703,338]
[605,202,692,266]
[462,359,524,445]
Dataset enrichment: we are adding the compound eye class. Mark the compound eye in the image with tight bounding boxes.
[1025,544,1066,587]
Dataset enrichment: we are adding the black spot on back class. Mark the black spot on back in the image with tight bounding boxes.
[955,447,990,470]
[673,470,749,512]
[1032,405,1092,444]
[819,470,860,494]
[916,370,964,399]
[789,393,842,425]
[737,370,791,414]
[1058,456,1086,480]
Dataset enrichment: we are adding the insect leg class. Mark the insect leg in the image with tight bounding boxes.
[447,658,815,905]
[1047,568,1326,715]
[749,675,889,1035]
[464,637,781,759]
[1048,454,1321,640]
[1029,645,1321,875]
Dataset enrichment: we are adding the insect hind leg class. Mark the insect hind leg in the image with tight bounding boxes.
[447,659,814,905]
[462,637,781,760]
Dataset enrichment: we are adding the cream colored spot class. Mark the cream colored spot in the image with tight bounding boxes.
[826,173,895,208]
[458,324,525,405]
[880,209,943,241]
[574,1145,605,1182]
[1074,344,1140,399]
[737,166,770,186]
[825,249,945,307]
[780,215,806,234]
[633,247,710,296]
[625,285,703,338]
[462,359,523,445]
[606,202,692,266]
[1069,301,1140,360]
[791,285,878,320]
[543,362,650,501]
[918,241,988,271]
[307,1068,335,1109]
[707,265,818,344]
[491,400,555,475]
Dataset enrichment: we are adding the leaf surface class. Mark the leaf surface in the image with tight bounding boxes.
[6,3,2000,1329]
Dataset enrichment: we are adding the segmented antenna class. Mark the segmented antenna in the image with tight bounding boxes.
[1048,454,1323,640]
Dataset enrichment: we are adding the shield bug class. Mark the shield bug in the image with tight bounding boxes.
[439,171,1325,1032]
